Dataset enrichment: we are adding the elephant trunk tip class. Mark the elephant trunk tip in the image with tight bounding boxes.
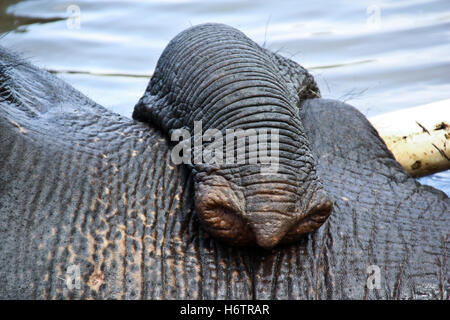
[194,174,333,249]
[249,191,333,249]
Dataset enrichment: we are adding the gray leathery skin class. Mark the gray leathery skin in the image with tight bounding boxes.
[0,26,449,299]
[133,23,331,249]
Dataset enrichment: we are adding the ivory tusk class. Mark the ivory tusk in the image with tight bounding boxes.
[369,99,450,177]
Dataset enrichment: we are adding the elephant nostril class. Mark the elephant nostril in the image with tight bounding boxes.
[194,176,258,246]
[309,199,333,222]
[195,198,256,246]
[282,194,333,243]
[202,203,239,229]
[304,188,333,222]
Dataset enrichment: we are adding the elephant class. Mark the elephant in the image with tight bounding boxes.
[0,23,448,299]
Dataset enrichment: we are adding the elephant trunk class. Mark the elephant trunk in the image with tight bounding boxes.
[133,23,332,248]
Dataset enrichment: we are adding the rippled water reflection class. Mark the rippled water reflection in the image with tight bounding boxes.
[1,0,449,195]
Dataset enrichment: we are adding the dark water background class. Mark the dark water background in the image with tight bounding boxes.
[1,0,449,195]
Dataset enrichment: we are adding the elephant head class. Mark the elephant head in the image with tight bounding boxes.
[132,23,332,249]
[0,24,448,300]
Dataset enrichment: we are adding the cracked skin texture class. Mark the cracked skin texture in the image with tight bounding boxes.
[0,24,449,299]
[133,24,331,249]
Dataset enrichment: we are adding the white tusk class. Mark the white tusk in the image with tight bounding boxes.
[369,99,450,177]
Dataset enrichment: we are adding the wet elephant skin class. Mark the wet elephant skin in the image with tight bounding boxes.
[0,31,449,299]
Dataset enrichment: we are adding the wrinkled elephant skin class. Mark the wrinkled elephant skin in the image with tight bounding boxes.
[0,24,448,299]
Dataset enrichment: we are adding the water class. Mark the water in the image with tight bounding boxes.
[1,0,449,195]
